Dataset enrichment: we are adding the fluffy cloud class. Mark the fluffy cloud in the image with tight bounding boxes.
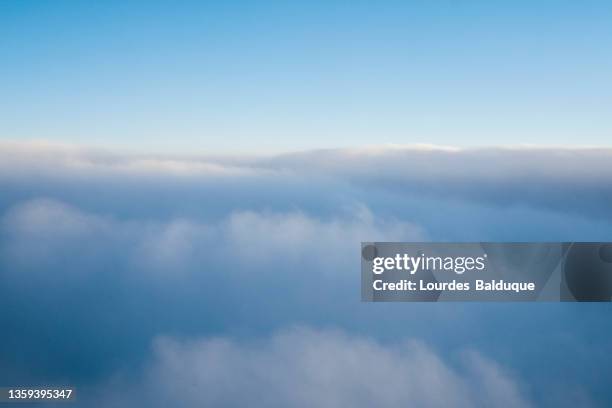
[1,198,422,274]
[1,142,612,406]
[94,327,532,408]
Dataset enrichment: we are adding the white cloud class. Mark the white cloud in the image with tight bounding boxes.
[224,206,423,269]
[1,199,114,268]
[96,327,532,408]
[1,198,421,277]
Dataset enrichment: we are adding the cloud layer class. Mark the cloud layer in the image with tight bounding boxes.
[1,142,612,406]
[3,141,612,223]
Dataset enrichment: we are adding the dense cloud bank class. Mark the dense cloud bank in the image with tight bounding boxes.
[3,142,612,224]
[1,142,612,406]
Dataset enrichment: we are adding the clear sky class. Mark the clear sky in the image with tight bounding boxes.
[1,1,611,152]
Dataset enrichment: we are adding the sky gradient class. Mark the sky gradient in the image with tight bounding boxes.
[1,1,612,152]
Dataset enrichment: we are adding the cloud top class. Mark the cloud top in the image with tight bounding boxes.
[3,141,612,221]
[97,327,532,408]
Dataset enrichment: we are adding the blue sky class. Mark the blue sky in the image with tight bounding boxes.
[1,1,612,152]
